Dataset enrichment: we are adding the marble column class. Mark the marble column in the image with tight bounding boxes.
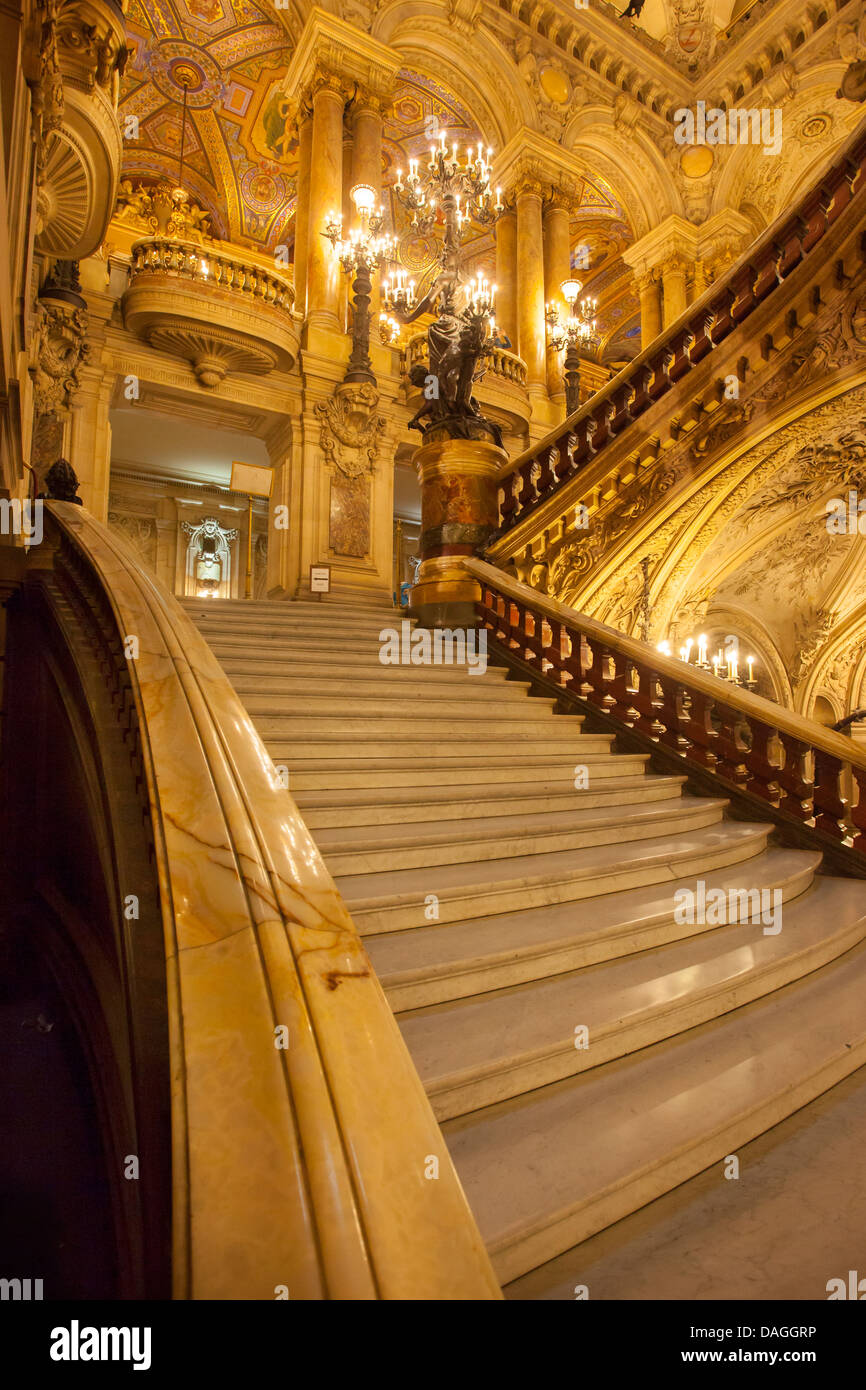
[637,269,662,346]
[542,197,570,400]
[292,110,313,318]
[351,96,384,320]
[516,182,546,394]
[494,207,517,349]
[662,257,688,328]
[306,76,345,329]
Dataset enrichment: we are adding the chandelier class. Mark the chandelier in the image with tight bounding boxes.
[324,184,397,384]
[655,635,758,690]
[381,130,505,445]
[545,278,599,413]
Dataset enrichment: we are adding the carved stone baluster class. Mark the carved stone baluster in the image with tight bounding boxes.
[655,676,690,756]
[776,733,814,821]
[849,767,866,853]
[683,692,717,772]
[745,720,782,805]
[813,749,848,841]
[627,661,666,740]
[712,700,749,788]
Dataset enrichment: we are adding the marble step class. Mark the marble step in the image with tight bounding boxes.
[256,726,599,755]
[284,753,649,791]
[296,773,688,828]
[318,796,721,876]
[443,936,866,1285]
[339,819,771,934]
[239,692,558,720]
[201,634,419,658]
[368,847,822,1009]
[220,660,523,689]
[187,603,404,626]
[401,876,866,1121]
[183,598,398,616]
[227,673,533,701]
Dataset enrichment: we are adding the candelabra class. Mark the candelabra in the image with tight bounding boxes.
[379,312,402,346]
[545,278,599,414]
[324,184,396,384]
[383,131,504,445]
[656,635,758,690]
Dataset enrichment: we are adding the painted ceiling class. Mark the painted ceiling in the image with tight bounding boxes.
[118,3,640,352]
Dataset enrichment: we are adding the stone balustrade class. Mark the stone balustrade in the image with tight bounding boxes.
[129,237,294,312]
[469,558,866,864]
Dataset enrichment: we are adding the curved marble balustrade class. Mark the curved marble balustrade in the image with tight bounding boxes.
[469,558,866,864]
[124,237,299,384]
[403,330,528,388]
[493,124,866,540]
[31,502,500,1300]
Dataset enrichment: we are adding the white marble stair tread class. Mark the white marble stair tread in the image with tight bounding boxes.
[259,735,610,762]
[442,937,866,1285]
[220,661,525,688]
[399,876,866,1119]
[338,820,772,933]
[367,846,821,1006]
[284,755,647,791]
[316,796,722,877]
[296,774,688,827]
[239,693,559,719]
[228,673,532,699]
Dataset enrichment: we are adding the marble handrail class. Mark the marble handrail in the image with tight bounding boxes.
[467,557,866,854]
[494,122,866,535]
[41,502,500,1301]
[129,237,295,312]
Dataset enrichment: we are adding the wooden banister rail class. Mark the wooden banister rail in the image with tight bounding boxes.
[467,558,866,860]
[494,124,866,537]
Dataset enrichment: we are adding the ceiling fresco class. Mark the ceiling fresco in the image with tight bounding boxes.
[116,8,639,348]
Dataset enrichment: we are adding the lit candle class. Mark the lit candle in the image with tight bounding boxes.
[712,655,719,677]
[747,656,755,683]
[697,633,707,666]
[395,170,403,190]
[728,652,738,682]
[685,638,693,661]
[679,646,687,662]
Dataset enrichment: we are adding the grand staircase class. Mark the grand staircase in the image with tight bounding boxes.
[185,595,866,1291]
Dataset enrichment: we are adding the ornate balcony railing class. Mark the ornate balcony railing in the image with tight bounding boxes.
[124,237,298,385]
[402,330,528,388]
[469,558,866,868]
[128,237,294,311]
[493,125,866,538]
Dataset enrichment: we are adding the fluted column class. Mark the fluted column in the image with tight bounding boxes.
[542,196,571,400]
[662,256,688,328]
[637,269,662,346]
[306,75,345,328]
[351,95,384,320]
[516,181,546,394]
[494,206,517,348]
[292,109,313,318]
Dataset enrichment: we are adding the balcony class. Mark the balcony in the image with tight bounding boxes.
[123,237,299,387]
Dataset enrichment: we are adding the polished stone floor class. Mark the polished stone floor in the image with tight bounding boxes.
[506,1064,866,1301]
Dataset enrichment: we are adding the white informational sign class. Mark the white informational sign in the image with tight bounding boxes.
[310,565,331,593]
[230,460,273,498]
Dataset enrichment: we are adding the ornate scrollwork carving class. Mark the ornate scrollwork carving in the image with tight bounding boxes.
[315,381,386,478]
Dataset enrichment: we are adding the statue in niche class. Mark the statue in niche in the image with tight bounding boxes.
[181,516,238,598]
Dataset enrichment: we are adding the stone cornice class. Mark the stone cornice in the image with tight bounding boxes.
[622,209,754,275]
[493,129,585,209]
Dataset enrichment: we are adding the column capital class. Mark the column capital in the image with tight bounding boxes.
[286,10,400,114]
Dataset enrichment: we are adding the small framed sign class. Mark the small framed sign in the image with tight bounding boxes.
[230,460,273,498]
[310,564,331,594]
